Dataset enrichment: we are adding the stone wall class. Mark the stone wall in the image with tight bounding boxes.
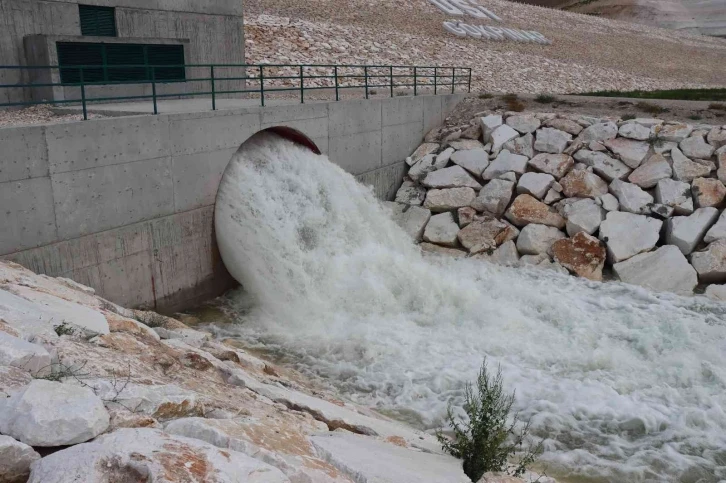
[387,109,726,299]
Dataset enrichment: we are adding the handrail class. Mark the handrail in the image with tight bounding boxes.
[0,63,473,120]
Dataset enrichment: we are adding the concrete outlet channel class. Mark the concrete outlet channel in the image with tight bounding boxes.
[1,94,464,311]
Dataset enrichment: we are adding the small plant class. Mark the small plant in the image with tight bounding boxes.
[132,310,169,328]
[437,359,542,482]
[621,113,636,121]
[395,91,407,97]
[635,101,666,115]
[369,89,377,95]
[688,114,703,121]
[534,94,557,104]
[478,93,494,100]
[501,94,525,112]
[709,102,726,111]
[53,321,75,336]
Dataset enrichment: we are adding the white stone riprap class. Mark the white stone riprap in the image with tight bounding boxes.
[534,127,572,154]
[666,207,719,255]
[599,212,662,262]
[613,245,698,294]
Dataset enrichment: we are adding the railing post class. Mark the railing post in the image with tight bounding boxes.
[451,67,455,94]
[299,65,304,104]
[334,66,339,101]
[434,67,437,95]
[260,66,265,107]
[468,68,472,93]
[210,65,216,110]
[413,67,417,96]
[389,66,393,97]
[79,67,87,121]
[151,66,158,115]
[364,66,369,99]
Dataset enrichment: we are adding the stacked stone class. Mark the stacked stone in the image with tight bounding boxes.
[388,111,726,297]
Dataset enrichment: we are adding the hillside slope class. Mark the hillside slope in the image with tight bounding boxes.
[244,0,726,94]
[517,0,726,37]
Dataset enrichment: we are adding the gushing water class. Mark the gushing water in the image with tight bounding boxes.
[214,132,726,482]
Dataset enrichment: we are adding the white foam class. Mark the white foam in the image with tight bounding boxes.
[214,132,726,482]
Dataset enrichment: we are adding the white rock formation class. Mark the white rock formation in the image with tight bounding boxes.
[423,187,477,212]
[0,380,109,446]
[0,435,40,483]
[506,115,541,134]
[423,212,460,246]
[671,147,712,182]
[613,245,698,294]
[573,150,632,181]
[609,179,653,214]
[471,179,515,215]
[627,154,672,188]
[599,211,662,262]
[654,178,694,215]
[704,210,726,243]
[666,207,719,255]
[480,114,503,143]
[384,202,432,241]
[0,332,51,377]
[657,124,693,142]
[407,154,436,182]
[483,150,529,180]
[395,181,426,206]
[679,135,715,159]
[516,172,555,200]
[422,165,481,189]
[516,224,566,255]
[451,149,490,177]
[691,239,726,283]
[619,122,651,141]
[490,125,520,153]
[562,198,605,236]
[603,138,650,168]
[528,153,574,179]
[534,127,572,154]
[503,133,534,158]
[578,122,618,143]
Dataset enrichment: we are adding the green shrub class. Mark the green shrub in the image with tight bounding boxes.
[478,93,494,100]
[621,114,636,121]
[534,94,557,104]
[709,102,726,111]
[688,114,703,121]
[54,321,75,336]
[437,359,542,482]
[501,94,525,112]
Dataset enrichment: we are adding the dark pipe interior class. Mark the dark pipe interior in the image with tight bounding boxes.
[265,126,322,155]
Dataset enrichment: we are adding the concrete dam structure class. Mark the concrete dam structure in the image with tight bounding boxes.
[0,94,464,312]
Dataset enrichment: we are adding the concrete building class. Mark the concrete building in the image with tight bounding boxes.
[0,0,246,105]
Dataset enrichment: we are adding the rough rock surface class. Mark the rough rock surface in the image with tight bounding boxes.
[691,177,726,208]
[0,332,51,377]
[666,207,719,255]
[613,245,698,294]
[562,198,605,236]
[473,240,520,265]
[599,212,662,262]
[534,127,572,154]
[578,122,618,143]
[551,232,607,281]
[516,224,566,255]
[573,150,632,181]
[458,219,518,254]
[394,181,426,206]
[0,380,109,447]
[471,179,515,215]
[705,210,726,243]
[658,124,693,143]
[516,172,555,200]
[609,179,653,214]
[450,149,489,177]
[27,428,289,483]
[506,194,566,229]
[503,133,534,159]
[384,202,431,241]
[680,135,715,159]
[560,168,609,198]
[423,187,476,212]
[655,179,694,215]
[422,165,481,189]
[627,154,672,188]
[490,125,520,153]
[619,122,651,141]
[483,150,529,180]
[423,212,459,246]
[529,153,574,179]
[0,435,40,483]
[691,239,726,283]
[603,138,650,169]
[671,147,712,182]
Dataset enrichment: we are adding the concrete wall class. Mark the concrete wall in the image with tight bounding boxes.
[0,0,245,104]
[1,94,465,312]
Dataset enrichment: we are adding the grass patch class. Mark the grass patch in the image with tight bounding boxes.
[710,102,726,111]
[53,321,76,336]
[395,91,407,97]
[688,114,703,121]
[621,113,636,121]
[578,88,726,102]
[478,93,494,100]
[635,101,666,115]
[437,359,542,482]
[534,94,557,104]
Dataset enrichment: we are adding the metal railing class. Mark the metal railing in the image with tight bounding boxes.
[0,63,473,119]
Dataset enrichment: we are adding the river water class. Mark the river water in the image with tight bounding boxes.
[212,132,726,482]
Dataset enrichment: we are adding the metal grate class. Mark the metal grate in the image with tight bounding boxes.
[79,5,117,37]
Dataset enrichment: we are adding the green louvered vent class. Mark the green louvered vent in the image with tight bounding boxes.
[57,42,186,84]
[79,5,117,37]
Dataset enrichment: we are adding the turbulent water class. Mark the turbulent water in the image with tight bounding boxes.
[214,132,726,482]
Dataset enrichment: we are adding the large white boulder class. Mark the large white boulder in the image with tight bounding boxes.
[450,149,489,177]
[545,118,583,135]
[0,380,109,446]
[407,154,436,182]
[490,124,520,153]
[708,127,726,149]
[528,153,574,179]
[666,207,719,255]
[598,212,662,262]
[559,167,609,198]
[534,127,572,154]
[458,219,519,254]
[654,179,694,215]
[516,172,555,200]
[680,135,715,159]
[473,240,520,265]
[551,232,607,281]
[627,154,672,188]
[503,133,534,159]
[657,123,693,142]
[506,194,566,229]
[482,150,529,180]
[0,332,51,377]
[612,245,698,295]
[705,210,726,243]
[90,380,205,421]
[480,114,503,143]
[27,428,289,483]
[691,239,726,283]
[311,432,469,483]
[573,150,632,181]
[471,179,515,216]
[705,284,726,301]
[603,138,650,169]
[423,212,460,247]
[406,142,439,166]
[434,147,455,169]
[577,122,618,143]
[691,177,726,208]
[394,181,426,206]
[422,165,481,189]
[516,224,566,255]
[618,122,651,141]
[609,179,653,215]
[423,187,476,212]
[383,202,431,241]
[562,198,605,236]
[506,115,541,134]
[671,147,712,183]
[0,435,40,483]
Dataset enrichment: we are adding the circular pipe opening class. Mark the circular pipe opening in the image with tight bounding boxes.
[263,126,321,155]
